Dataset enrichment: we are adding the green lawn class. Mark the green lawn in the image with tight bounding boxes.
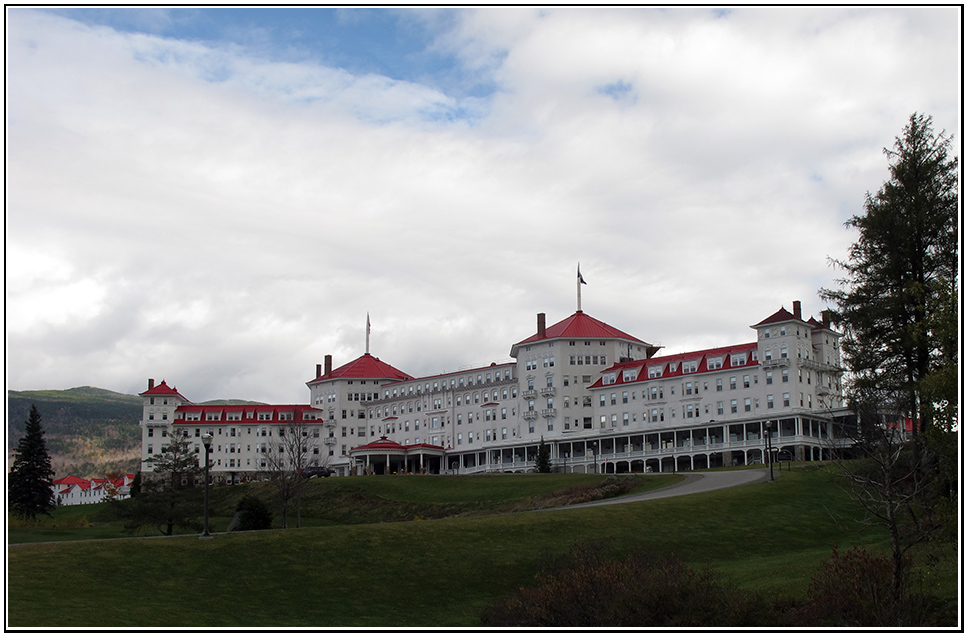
[7,467,957,627]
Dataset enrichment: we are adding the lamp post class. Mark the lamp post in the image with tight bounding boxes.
[590,442,598,474]
[201,432,213,538]
[764,422,774,482]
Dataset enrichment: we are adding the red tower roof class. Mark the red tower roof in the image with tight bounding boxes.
[511,311,656,357]
[307,353,411,385]
[139,380,190,403]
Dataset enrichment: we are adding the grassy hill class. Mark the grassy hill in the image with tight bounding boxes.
[7,467,958,627]
[7,387,266,477]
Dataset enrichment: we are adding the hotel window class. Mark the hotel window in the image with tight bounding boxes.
[744,398,751,412]
[729,377,737,390]
[767,395,774,409]
[717,402,724,415]
[730,400,738,414]
[501,428,508,440]
[782,369,789,383]
[783,393,791,407]
[622,391,629,403]
[716,379,723,392]
[743,375,750,389]
[780,346,788,359]
[610,393,617,405]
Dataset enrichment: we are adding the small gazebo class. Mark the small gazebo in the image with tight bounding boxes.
[348,436,446,475]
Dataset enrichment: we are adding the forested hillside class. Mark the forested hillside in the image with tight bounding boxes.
[7,387,266,477]
[7,387,143,477]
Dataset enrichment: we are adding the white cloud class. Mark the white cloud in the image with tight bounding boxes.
[5,7,960,401]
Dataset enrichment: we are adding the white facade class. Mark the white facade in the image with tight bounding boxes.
[140,300,854,479]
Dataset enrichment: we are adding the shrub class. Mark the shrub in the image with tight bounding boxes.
[793,544,923,626]
[481,542,767,627]
[235,495,273,531]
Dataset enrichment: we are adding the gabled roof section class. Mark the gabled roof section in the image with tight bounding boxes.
[139,380,191,402]
[511,311,656,357]
[589,342,759,388]
[173,404,324,425]
[307,353,411,386]
[752,307,803,327]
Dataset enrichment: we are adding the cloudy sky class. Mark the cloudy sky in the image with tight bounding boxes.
[6,7,961,403]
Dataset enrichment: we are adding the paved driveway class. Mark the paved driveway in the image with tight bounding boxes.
[554,469,769,510]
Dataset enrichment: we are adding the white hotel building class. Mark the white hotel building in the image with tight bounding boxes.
[139,299,854,481]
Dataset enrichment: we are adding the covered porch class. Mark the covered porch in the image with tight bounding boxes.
[348,436,447,475]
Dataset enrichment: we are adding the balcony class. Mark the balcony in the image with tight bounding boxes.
[540,387,556,398]
[323,437,337,446]
[541,408,557,418]
[322,419,337,428]
[523,410,539,421]
[521,389,538,400]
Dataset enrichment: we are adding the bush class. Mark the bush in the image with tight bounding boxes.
[481,543,769,627]
[235,495,273,531]
[792,544,923,626]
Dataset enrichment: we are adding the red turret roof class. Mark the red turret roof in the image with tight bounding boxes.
[307,353,411,385]
[511,311,655,357]
[139,380,191,402]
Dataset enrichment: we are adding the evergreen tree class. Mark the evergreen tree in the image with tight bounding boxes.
[535,436,552,473]
[8,404,55,520]
[821,112,958,436]
[821,113,959,612]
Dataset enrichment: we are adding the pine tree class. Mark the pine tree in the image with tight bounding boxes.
[821,112,959,436]
[535,436,552,473]
[8,404,55,520]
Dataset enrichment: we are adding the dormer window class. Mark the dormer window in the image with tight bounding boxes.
[731,354,747,366]
[648,366,663,379]
[707,357,723,370]
[682,361,698,374]
[622,368,640,382]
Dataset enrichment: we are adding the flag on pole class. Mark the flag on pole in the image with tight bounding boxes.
[577,264,587,285]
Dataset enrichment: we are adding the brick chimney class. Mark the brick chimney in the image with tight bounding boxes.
[537,313,546,338]
[316,363,322,378]
[793,300,802,320]
[148,378,154,391]
[324,354,333,376]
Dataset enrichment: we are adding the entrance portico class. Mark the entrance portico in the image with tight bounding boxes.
[349,436,446,474]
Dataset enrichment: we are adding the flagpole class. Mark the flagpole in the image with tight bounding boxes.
[366,313,371,355]
[577,263,586,313]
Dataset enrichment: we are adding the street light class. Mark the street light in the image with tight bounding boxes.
[201,432,213,538]
[764,421,774,482]
[590,442,598,474]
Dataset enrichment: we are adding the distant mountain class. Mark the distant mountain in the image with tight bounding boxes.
[7,387,268,477]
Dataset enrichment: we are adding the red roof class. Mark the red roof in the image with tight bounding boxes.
[349,436,446,454]
[511,311,654,356]
[752,307,803,327]
[53,476,92,491]
[173,404,323,426]
[589,342,759,388]
[307,353,411,385]
[140,380,191,402]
